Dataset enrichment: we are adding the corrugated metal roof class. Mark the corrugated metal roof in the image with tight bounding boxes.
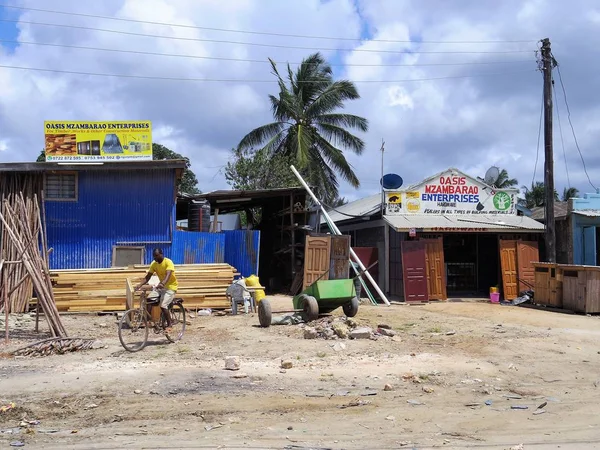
[574,210,600,217]
[530,202,568,221]
[0,160,187,173]
[384,214,545,232]
[324,194,381,224]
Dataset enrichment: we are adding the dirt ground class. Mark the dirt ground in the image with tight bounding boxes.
[2,297,600,450]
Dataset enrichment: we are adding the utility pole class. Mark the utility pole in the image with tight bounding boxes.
[541,38,557,263]
[380,139,385,216]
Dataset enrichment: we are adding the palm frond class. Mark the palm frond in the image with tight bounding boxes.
[315,123,365,155]
[306,80,360,118]
[313,134,360,187]
[316,113,369,133]
[237,122,285,151]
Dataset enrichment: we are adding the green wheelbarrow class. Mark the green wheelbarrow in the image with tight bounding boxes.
[258,261,377,328]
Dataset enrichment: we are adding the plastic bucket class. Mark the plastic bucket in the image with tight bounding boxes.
[490,293,500,303]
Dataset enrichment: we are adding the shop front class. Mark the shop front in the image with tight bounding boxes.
[384,168,544,301]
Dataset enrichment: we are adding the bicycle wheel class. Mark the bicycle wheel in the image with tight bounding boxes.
[165,303,186,343]
[118,309,149,352]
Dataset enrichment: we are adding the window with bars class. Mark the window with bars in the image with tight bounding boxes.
[45,173,78,201]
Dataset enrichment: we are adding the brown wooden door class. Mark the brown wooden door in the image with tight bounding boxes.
[424,238,447,300]
[500,240,518,300]
[303,235,331,289]
[401,240,429,303]
[329,235,350,280]
[517,241,539,292]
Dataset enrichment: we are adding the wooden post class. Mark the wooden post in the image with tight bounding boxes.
[541,38,556,263]
[212,208,219,233]
[290,193,295,278]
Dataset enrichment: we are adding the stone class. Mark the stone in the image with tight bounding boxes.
[225,356,241,371]
[384,384,394,391]
[422,386,434,394]
[332,342,346,352]
[231,373,248,379]
[378,328,396,337]
[378,324,391,330]
[332,322,349,339]
[281,360,293,369]
[346,318,359,328]
[349,327,372,339]
[304,327,318,339]
[134,389,142,395]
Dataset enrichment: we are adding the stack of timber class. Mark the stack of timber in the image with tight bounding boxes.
[48,264,237,312]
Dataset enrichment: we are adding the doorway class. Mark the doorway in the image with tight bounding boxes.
[477,234,499,295]
[443,234,477,294]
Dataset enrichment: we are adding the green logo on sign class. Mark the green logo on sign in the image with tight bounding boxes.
[493,192,511,211]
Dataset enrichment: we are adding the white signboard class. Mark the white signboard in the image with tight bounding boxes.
[386,171,518,216]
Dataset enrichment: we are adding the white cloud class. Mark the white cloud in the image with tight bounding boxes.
[0,0,599,196]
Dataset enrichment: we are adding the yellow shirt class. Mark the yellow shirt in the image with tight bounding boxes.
[148,258,178,291]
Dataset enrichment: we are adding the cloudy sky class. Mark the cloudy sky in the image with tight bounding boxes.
[0,0,599,200]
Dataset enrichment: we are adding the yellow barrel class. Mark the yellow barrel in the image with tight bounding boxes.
[245,274,265,302]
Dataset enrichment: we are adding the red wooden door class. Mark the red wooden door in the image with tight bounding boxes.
[401,240,429,303]
[517,241,539,292]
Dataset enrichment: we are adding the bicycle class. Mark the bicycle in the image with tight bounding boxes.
[118,286,186,352]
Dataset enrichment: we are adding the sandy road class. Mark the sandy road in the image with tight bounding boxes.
[1,299,600,449]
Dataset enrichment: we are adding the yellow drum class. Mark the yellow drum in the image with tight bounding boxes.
[245,274,265,302]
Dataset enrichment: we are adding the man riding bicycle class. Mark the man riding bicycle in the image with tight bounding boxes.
[135,248,178,333]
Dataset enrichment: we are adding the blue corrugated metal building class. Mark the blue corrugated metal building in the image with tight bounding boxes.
[0,161,260,275]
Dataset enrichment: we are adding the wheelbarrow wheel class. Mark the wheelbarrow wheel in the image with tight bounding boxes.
[299,295,319,322]
[343,296,359,318]
[258,298,272,328]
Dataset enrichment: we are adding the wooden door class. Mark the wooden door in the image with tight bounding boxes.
[500,240,518,300]
[424,238,447,300]
[517,241,539,292]
[303,235,331,289]
[329,235,350,280]
[401,240,429,303]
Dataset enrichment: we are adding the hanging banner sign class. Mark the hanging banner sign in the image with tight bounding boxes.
[44,121,152,162]
[396,172,517,215]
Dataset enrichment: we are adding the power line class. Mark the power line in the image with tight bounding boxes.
[0,19,537,55]
[554,61,597,190]
[553,81,571,189]
[0,3,538,45]
[0,39,534,68]
[532,86,543,186]
[0,63,536,83]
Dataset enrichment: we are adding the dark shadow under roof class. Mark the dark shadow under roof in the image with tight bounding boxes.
[181,187,307,212]
[0,160,187,173]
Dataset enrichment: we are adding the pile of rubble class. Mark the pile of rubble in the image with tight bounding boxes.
[301,316,397,340]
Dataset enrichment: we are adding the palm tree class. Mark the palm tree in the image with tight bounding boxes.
[487,168,518,189]
[237,53,368,204]
[521,182,559,209]
[562,187,579,201]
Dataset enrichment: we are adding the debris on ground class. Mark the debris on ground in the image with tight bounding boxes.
[281,359,293,369]
[384,384,394,391]
[224,356,240,371]
[11,338,103,357]
[1,402,16,413]
[338,399,372,409]
[300,316,393,341]
[272,313,305,326]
